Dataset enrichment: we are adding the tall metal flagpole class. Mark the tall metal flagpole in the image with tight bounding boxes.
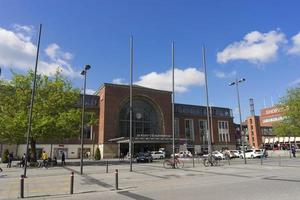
[202,45,212,155]
[172,42,175,168]
[129,36,133,172]
[24,24,42,177]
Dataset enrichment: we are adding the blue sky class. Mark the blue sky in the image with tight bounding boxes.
[0,0,300,122]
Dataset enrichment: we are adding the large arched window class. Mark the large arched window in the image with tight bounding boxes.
[119,98,162,137]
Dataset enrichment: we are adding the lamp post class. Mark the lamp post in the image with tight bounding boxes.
[80,64,91,175]
[229,78,246,164]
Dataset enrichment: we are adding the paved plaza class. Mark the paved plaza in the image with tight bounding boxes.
[1,157,300,200]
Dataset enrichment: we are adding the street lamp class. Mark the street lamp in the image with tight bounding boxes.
[80,64,91,175]
[229,78,246,164]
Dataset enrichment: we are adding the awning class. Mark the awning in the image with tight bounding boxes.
[264,138,269,144]
[108,136,191,144]
[284,137,290,142]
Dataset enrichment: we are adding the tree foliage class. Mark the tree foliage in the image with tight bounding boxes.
[274,85,300,137]
[0,70,93,160]
[95,147,101,160]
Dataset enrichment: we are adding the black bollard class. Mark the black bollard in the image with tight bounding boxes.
[20,175,24,198]
[261,155,263,166]
[106,161,108,173]
[115,169,119,190]
[70,172,74,194]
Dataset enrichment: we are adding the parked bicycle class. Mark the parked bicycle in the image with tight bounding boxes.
[202,154,220,167]
[163,157,184,169]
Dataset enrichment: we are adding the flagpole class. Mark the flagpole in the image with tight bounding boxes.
[172,42,175,168]
[24,24,42,177]
[129,36,133,172]
[202,45,212,155]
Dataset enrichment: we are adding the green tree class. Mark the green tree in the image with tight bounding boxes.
[274,85,300,137]
[1,149,9,163]
[0,70,84,161]
[95,147,101,160]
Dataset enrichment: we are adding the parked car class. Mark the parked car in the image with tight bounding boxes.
[212,151,225,159]
[136,152,153,163]
[151,151,165,159]
[173,151,193,158]
[240,149,263,159]
[229,150,241,158]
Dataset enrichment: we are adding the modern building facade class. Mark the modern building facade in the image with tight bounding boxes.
[1,83,237,159]
[245,105,300,149]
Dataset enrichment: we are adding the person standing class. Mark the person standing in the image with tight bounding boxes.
[61,152,65,166]
[41,151,48,168]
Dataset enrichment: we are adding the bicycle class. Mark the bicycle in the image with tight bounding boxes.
[202,154,220,167]
[163,157,184,169]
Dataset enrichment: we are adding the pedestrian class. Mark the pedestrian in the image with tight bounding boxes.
[19,153,26,168]
[7,152,13,168]
[291,146,296,158]
[61,151,65,166]
[41,151,48,168]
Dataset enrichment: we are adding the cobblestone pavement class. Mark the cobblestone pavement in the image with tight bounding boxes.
[1,157,300,200]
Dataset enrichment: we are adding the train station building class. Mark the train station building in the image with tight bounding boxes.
[2,83,237,159]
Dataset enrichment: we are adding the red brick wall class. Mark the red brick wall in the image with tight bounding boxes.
[98,84,172,144]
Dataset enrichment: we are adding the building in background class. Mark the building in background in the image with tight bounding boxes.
[246,103,300,149]
[2,83,237,159]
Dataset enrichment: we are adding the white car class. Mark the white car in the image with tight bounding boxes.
[173,151,193,158]
[240,149,263,159]
[229,150,241,158]
[212,151,225,159]
[151,151,165,159]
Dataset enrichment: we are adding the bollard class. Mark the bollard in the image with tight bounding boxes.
[279,155,281,167]
[20,175,24,198]
[261,155,263,166]
[70,172,74,194]
[106,161,108,173]
[115,169,119,190]
[192,156,195,167]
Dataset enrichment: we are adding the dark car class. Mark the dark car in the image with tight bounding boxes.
[136,152,153,163]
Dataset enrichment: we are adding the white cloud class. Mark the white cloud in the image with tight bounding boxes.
[289,78,300,86]
[134,67,205,93]
[0,25,80,78]
[45,43,73,61]
[287,32,300,55]
[214,70,236,79]
[85,89,96,95]
[112,78,127,85]
[217,30,286,64]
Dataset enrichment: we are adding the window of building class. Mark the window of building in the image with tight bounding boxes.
[185,119,194,141]
[175,118,179,138]
[218,121,230,142]
[83,126,92,140]
[119,99,162,137]
[199,120,207,142]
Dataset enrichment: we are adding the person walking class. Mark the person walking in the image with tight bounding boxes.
[42,151,48,168]
[7,152,13,168]
[291,145,296,158]
[61,152,65,166]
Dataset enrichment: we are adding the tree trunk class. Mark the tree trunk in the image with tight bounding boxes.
[30,138,37,162]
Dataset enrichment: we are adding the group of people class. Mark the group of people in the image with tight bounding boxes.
[0,151,66,171]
